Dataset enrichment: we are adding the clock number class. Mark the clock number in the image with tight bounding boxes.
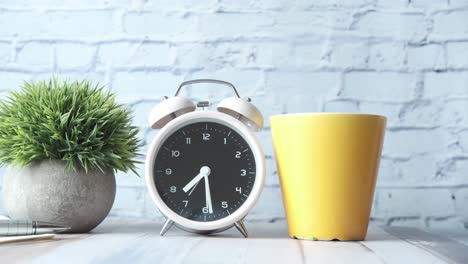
[236,187,242,194]
[222,201,228,209]
[235,151,241,158]
[165,168,172,175]
[171,150,180,157]
[170,186,176,193]
[182,200,188,207]
[186,137,191,144]
[202,207,209,214]
[240,169,247,176]
[202,133,210,141]
[224,138,227,144]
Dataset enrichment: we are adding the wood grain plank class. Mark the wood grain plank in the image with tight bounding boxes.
[383,226,468,264]
[361,226,446,264]
[95,221,297,264]
[0,219,465,264]
[299,239,384,264]
[431,230,468,247]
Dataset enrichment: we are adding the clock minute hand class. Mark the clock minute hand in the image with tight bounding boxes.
[183,166,211,193]
[204,174,213,214]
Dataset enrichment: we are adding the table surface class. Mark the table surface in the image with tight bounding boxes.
[0,218,467,264]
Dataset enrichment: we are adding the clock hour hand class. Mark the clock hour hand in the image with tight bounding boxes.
[183,166,211,193]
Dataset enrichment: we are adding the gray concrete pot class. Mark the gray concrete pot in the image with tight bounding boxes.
[2,160,116,233]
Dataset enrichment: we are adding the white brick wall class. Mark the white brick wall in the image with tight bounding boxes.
[0,0,467,230]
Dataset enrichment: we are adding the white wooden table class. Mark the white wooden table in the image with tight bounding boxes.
[0,218,467,264]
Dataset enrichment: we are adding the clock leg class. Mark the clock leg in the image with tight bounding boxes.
[160,219,174,236]
[234,220,248,238]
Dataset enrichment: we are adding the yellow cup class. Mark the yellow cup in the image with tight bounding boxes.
[270,113,386,241]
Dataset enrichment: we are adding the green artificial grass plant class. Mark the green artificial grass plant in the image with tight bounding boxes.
[0,78,141,174]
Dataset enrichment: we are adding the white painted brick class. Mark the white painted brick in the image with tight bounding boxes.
[358,102,401,127]
[383,129,455,156]
[198,13,275,39]
[343,72,416,102]
[446,42,468,68]
[97,42,174,68]
[450,0,468,6]
[455,189,468,217]
[33,72,108,89]
[387,217,424,228]
[187,69,263,101]
[218,0,290,11]
[375,0,408,8]
[406,44,445,70]
[426,216,465,230]
[297,0,374,8]
[131,101,158,128]
[323,100,359,112]
[440,99,468,127]
[175,43,216,69]
[257,130,275,158]
[353,12,427,41]
[16,42,53,68]
[264,158,280,187]
[436,157,468,183]
[109,186,145,218]
[143,191,165,220]
[115,165,145,188]
[176,42,288,70]
[398,100,443,127]
[424,72,468,98]
[0,42,10,63]
[46,11,115,37]
[376,158,403,185]
[249,187,285,220]
[329,42,368,69]
[0,11,44,37]
[266,72,339,113]
[56,44,96,70]
[266,72,339,96]
[251,92,282,128]
[0,10,116,38]
[112,71,183,103]
[134,0,217,11]
[276,11,354,34]
[457,130,468,153]
[374,189,455,218]
[0,72,32,90]
[399,156,439,185]
[0,0,118,8]
[124,12,198,38]
[432,10,468,39]
[293,43,328,68]
[409,0,449,8]
[368,42,406,70]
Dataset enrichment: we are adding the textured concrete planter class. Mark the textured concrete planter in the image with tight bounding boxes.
[2,160,116,233]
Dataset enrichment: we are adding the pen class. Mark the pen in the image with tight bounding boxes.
[0,220,70,236]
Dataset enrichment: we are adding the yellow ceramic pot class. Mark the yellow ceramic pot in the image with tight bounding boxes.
[270,113,386,240]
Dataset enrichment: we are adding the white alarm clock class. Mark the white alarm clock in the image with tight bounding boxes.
[145,79,266,238]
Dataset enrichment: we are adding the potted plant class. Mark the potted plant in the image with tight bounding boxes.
[0,78,141,232]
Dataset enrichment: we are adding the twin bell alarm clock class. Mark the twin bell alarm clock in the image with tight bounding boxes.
[145,79,266,238]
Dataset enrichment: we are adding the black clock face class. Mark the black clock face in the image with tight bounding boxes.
[153,121,256,222]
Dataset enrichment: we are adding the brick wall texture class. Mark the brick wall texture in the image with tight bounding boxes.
[0,0,467,230]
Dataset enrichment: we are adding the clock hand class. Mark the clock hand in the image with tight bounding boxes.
[204,174,213,214]
[187,180,200,196]
[183,166,211,193]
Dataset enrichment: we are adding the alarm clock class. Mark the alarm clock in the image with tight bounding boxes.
[145,79,266,238]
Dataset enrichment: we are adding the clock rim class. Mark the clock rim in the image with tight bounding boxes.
[145,111,266,232]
